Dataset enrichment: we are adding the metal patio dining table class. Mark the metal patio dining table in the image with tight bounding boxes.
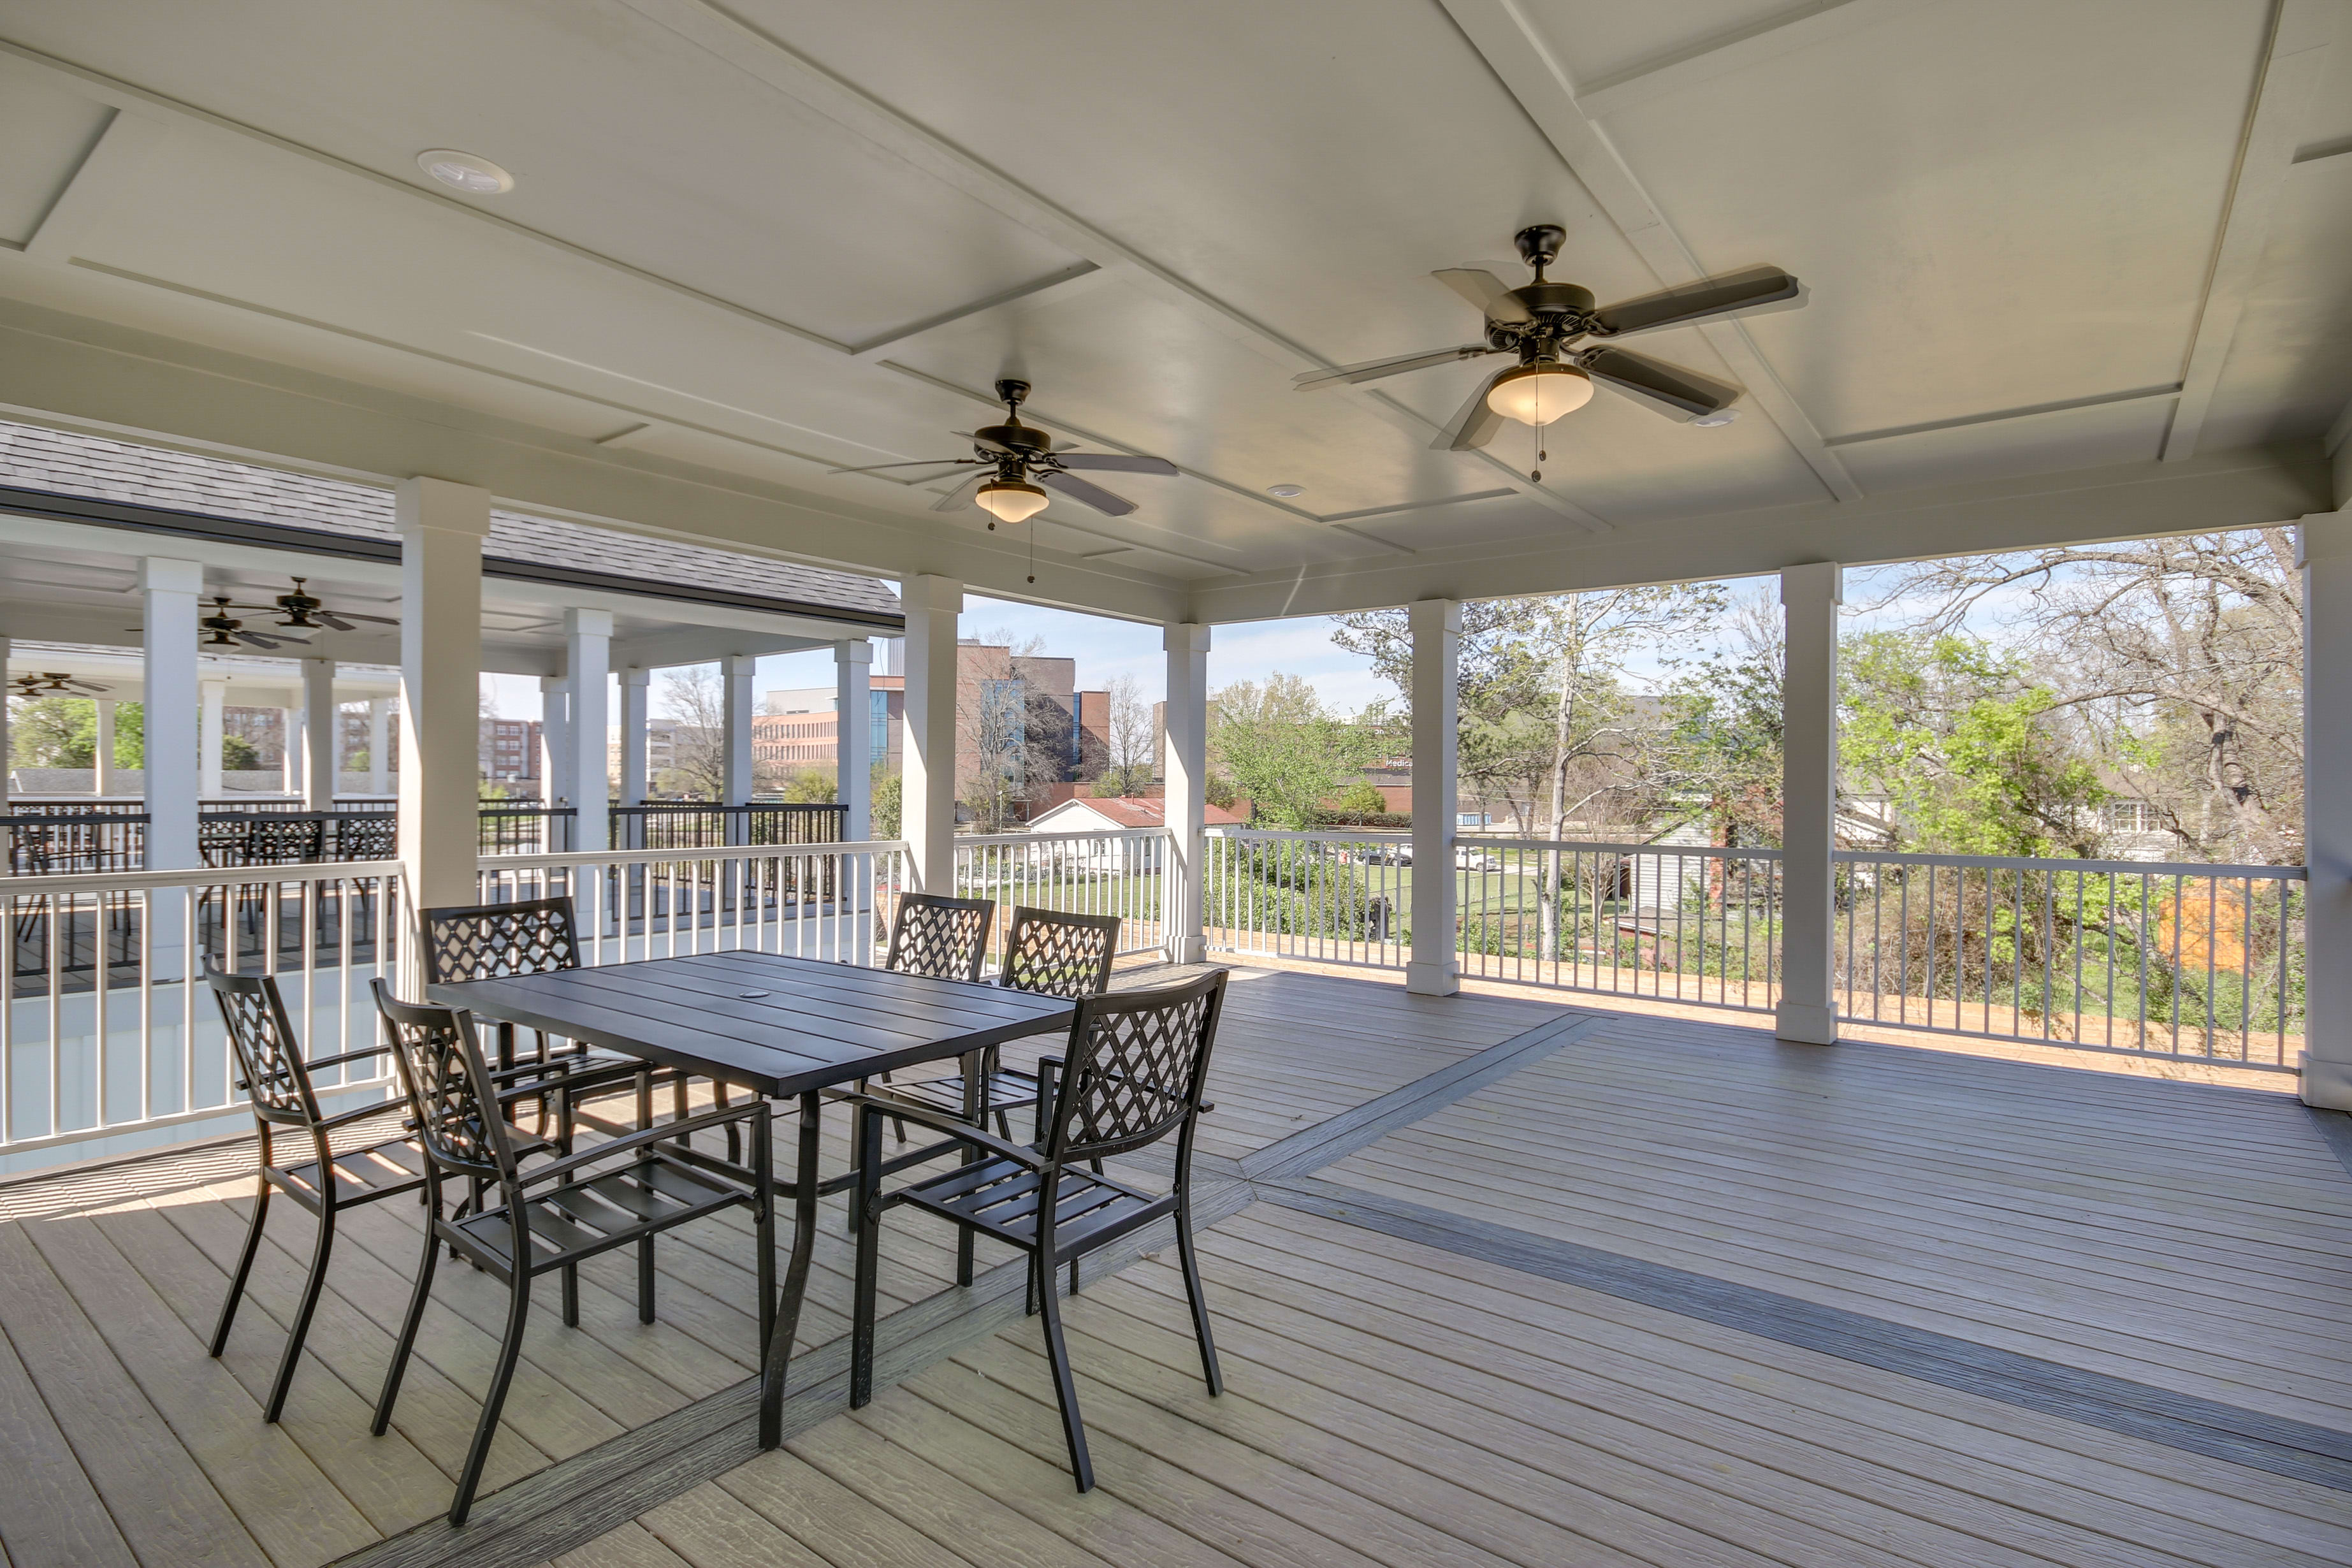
[428,946,1077,1445]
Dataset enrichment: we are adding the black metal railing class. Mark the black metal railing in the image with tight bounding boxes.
[609,802,849,850]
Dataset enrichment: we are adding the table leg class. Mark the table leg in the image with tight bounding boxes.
[956,1047,982,1286]
[759,1089,822,1449]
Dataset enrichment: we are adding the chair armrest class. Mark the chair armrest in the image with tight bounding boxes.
[839,1092,1046,1171]
[1034,1055,1063,1142]
[304,1044,396,1071]
[310,1098,410,1133]
[515,1101,762,1188]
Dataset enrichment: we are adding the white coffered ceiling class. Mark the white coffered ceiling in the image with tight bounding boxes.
[0,0,2344,621]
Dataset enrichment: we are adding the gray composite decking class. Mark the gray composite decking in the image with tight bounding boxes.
[3,966,2349,1568]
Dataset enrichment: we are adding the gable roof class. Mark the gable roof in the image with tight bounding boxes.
[1031,796,1245,831]
[0,421,901,630]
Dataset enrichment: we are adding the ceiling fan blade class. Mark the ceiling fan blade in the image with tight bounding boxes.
[333,611,401,625]
[235,630,282,649]
[1293,344,1497,391]
[315,612,358,631]
[1431,372,1508,452]
[1588,265,1804,340]
[1431,268,1533,326]
[952,429,1020,456]
[1054,453,1179,476]
[1036,469,1138,517]
[1575,345,1743,422]
[827,458,976,475]
[930,472,989,513]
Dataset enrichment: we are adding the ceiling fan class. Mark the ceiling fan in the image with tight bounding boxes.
[224,576,400,632]
[8,671,110,697]
[1294,224,1805,465]
[828,379,1179,525]
[201,597,312,650]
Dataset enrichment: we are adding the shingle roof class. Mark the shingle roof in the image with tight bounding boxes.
[1035,797,1244,829]
[0,420,901,627]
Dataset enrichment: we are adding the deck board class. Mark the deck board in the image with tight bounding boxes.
[1,966,2348,1568]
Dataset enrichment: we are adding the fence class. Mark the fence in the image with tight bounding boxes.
[2,860,405,1168]
[952,830,1172,964]
[610,802,850,850]
[1203,829,1411,970]
[1834,851,2305,1070]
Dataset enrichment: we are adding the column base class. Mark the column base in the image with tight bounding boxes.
[1406,961,1460,998]
[1775,999,1838,1045]
[2300,1051,2352,1111]
[1173,936,1207,966]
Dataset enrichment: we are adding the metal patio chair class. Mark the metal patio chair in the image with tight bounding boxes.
[849,968,1230,1492]
[859,892,995,1131]
[369,982,772,1525]
[205,961,576,1422]
[878,906,1120,1137]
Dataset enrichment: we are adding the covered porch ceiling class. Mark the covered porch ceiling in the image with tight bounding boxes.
[0,1,2346,623]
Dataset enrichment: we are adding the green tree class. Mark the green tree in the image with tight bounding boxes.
[871,769,903,840]
[1209,673,1379,828]
[778,769,838,804]
[1332,780,1389,817]
[9,697,147,768]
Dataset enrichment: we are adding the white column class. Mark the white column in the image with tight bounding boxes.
[2300,511,2352,1107]
[619,667,650,806]
[140,558,203,870]
[902,576,963,890]
[1163,621,1210,965]
[199,680,226,799]
[93,697,118,797]
[539,676,571,804]
[567,610,612,849]
[396,478,490,912]
[722,652,757,845]
[303,657,337,809]
[1777,562,1843,1045]
[0,635,10,817]
[281,704,303,797]
[367,697,389,796]
[836,639,873,842]
[1407,600,1462,996]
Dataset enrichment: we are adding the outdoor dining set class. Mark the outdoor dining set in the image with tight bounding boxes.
[201,890,1230,1524]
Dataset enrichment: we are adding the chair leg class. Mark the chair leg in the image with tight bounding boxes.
[716,1082,740,1165]
[449,1267,532,1525]
[1033,1253,1095,1492]
[263,1200,337,1422]
[850,1105,883,1407]
[1069,1255,1080,1296]
[208,1179,271,1357]
[1175,1195,1223,1397]
[955,1223,975,1289]
[372,1223,441,1436]
[637,1236,656,1325]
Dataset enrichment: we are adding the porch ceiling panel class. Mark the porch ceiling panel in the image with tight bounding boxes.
[0,0,2341,621]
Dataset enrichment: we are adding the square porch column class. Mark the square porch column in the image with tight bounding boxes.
[367,697,389,796]
[140,558,203,870]
[395,479,490,911]
[1163,621,1210,965]
[93,697,118,797]
[302,657,337,810]
[1777,562,1842,1045]
[618,667,650,807]
[199,680,226,799]
[901,576,962,891]
[1407,599,1461,996]
[282,704,303,797]
[0,634,10,816]
[567,610,612,850]
[2300,510,2352,1108]
[723,653,757,845]
[836,639,872,842]
[539,676,571,803]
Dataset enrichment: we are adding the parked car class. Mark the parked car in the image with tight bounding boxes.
[1455,846,1502,871]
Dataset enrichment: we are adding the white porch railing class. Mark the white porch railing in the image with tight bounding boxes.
[1833,850,2306,1070]
[952,829,1172,962]
[1203,829,1411,970]
[2,860,406,1170]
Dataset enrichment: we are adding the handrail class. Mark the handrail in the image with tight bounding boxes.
[477,839,909,872]
[2,858,406,896]
[955,829,1170,848]
[1475,837,1784,859]
[1836,848,2305,878]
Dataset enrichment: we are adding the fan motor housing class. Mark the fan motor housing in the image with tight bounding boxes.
[973,421,1053,456]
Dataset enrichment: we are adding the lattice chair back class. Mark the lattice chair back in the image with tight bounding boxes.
[370,980,518,1184]
[1043,969,1228,1165]
[1000,907,1121,1000]
[206,961,324,1129]
[339,815,397,860]
[250,815,326,864]
[883,893,993,983]
[420,896,581,985]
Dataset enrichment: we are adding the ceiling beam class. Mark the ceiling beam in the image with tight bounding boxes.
[1435,0,1864,504]
[1573,0,1935,121]
[2161,0,2336,461]
[20,106,167,262]
[1824,383,2182,447]
[846,264,1107,360]
[617,0,1611,531]
[1184,444,2328,621]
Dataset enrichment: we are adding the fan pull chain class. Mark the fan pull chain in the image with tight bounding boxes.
[1027,519,1037,584]
[1530,375,1544,483]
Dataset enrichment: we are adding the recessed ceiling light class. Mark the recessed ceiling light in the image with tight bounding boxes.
[1690,409,1739,428]
[1266,483,1305,498]
[417,150,514,194]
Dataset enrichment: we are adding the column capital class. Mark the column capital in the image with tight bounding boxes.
[722,653,760,678]
[564,607,614,637]
[835,639,873,666]
[394,477,493,539]
[138,556,203,594]
[1410,598,1465,634]
[541,674,567,693]
[1780,560,1845,606]
[621,665,652,688]
[1163,621,1212,654]
[2298,510,2352,566]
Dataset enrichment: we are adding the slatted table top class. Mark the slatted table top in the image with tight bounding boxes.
[430,949,1077,1097]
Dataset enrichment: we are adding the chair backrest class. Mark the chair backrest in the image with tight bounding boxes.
[883,892,993,983]
[370,980,518,1183]
[206,961,323,1128]
[420,896,581,985]
[249,815,326,864]
[1043,969,1228,1165]
[999,907,1121,999]
[337,815,397,860]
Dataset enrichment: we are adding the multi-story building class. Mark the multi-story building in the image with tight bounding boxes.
[481,717,542,785]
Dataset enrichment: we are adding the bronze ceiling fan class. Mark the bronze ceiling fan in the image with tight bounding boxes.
[8,671,110,697]
[224,576,399,632]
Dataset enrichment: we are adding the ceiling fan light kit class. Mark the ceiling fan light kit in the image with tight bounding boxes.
[1485,361,1592,426]
[975,478,1049,525]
